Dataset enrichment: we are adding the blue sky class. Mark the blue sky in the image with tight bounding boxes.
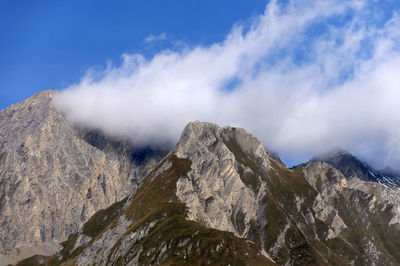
[0,0,267,110]
[2,0,400,168]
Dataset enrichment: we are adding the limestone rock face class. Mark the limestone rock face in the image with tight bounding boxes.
[0,91,163,264]
[174,121,272,237]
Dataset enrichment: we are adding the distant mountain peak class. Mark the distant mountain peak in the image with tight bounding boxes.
[175,120,277,171]
[311,148,400,188]
[313,147,353,161]
[379,166,400,176]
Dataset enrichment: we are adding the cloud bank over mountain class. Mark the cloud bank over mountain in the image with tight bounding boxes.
[54,0,400,168]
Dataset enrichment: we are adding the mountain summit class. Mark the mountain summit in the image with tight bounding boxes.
[0,91,163,264]
[311,148,400,188]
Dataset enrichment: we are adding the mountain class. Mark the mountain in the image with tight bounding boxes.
[1,92,399,265]
[311,148,400,188]
[17,121,400,265]
[0,91,165,264]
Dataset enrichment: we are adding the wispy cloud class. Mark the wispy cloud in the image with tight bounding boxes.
[54,0,400,168]
[144,33,167,43]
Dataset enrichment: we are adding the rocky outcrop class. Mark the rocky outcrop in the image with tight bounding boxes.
[174,122,273,237]
[0,91,163,264]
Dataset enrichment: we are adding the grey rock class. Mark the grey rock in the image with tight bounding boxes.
[174,121,272,238]
[0,91,163,264]
[77,215,132,266]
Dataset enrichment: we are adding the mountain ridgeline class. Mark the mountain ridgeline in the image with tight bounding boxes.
[0,92,399,265]
[311,149,400,188]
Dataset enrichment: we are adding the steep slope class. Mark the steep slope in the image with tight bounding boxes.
[311,148,400,188]
[18,154,275,265]
[22,121,400,265]
[0,91,164,264]
[172,122,400,265]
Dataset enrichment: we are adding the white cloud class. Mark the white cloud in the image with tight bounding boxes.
[144,33,167,43]
[54,0,400,168]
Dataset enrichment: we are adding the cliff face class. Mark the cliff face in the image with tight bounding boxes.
[0,91,163,264]
[25,121,399,265]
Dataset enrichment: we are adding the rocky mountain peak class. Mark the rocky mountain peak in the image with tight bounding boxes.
[0,90,57,149]
[174,121,271,166]
[174,121,273,238]
[311,148,400,188]
[312,147,354,162]
[311,147,372,180]
[0,91,162,264]
[379,166,400,176]
[28,89,57,99]
[8,90,57,116]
